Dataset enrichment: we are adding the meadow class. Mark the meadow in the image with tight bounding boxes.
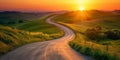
[0,12,64,56]
[54,10,120,60]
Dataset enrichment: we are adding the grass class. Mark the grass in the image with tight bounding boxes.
[53,11,120,60]
[0,14,64,56]
[0,11,48,25]
[0,25,46,56]
[69,33,119,60]
[12,14,62,34]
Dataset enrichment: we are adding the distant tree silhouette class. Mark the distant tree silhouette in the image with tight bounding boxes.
[85,26,120,41]
[84,26,120,41]
[85,26,104,41]
[18,20,24,23]
[105,30,120,40]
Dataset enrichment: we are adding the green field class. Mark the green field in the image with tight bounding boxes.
[12,15,63,34]
[0,11,120,59]
[54,11,120,60]
[0,13,64,56]
[0,12,47,25]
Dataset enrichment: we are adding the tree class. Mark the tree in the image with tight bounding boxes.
[18,20,24,23]
[85,26,105,41]
[105,30,120,40]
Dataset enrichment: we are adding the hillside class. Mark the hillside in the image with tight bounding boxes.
[12,15,63,34]
[0,11,49,25]
[0,13,64,56]
[54,10,120,60]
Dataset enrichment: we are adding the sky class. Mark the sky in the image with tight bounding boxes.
[0,0,120,12]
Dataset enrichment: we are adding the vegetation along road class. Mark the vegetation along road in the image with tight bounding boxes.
[0,15,93,60]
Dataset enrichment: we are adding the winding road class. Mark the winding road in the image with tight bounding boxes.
[0,15,92,60]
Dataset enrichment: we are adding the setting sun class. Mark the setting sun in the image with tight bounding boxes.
[79,6,85,11]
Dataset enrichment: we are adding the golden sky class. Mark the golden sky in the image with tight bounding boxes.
[0,0,120,12]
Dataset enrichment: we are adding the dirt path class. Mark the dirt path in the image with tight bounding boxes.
[0,15,93,60]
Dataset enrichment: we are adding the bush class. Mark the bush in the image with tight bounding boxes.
[18,20,24,23]
[105,30,120,40]
[85,26,120,41]
[85,26,105,41]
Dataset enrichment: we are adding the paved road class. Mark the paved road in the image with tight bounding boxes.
[0,15,93,60]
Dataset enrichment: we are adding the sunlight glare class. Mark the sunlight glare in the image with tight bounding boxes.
[79,6,85,11]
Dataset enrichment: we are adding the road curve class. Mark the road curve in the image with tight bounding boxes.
[0,15,92,60]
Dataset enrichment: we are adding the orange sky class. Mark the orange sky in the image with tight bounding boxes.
[0,0,120,12]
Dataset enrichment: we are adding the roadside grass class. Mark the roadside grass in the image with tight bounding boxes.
[0,25,63,56]
[53,11,120,60]
[0,14,64,56]
[0,25,45,56]
[69,33,119,60]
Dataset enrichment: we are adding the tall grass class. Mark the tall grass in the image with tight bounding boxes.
[0,15,64,56]
[60,22,120,56]
[60,22,120,60]
[69,33,119,60]
[53,11,120,60]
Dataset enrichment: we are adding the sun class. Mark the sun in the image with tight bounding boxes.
[79,6,85,11]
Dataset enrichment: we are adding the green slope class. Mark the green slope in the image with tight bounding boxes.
[0,14,64,56]
[12,15,63,34]
[54,11,120,60]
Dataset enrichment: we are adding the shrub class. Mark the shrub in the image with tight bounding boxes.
[85,26,120,41]
[18,20,24,23]
[105,30,120,40]
[85,26,105,41]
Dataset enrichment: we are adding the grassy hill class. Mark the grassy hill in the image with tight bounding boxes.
[54,10,120,60]
[0,25,53,56]
[0,11,49,25]
[12,15,63,34]
[0,13,64,56]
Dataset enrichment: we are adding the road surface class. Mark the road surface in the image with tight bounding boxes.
[0,15,93,60]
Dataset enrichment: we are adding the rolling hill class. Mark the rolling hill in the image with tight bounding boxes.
[54,10,120,60]
[0,12,63,56]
